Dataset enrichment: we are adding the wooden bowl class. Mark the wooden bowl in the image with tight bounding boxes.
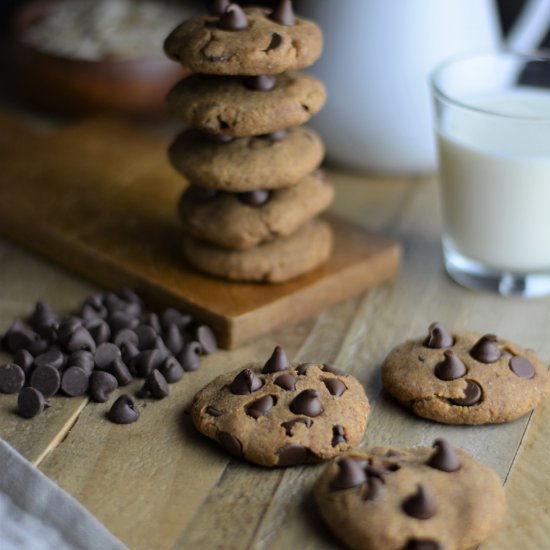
[9,0,190,116]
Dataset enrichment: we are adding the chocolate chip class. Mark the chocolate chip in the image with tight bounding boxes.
[143,313,162,334]
[134,349,162,377]
[83,293,105,312]
[244,75,276,92]
[330,457,367,490]
[13,349,34,374]
[65,326,96,354]
[289,389,323,417]
[206,406,223,417]
[159,356,184,383]
[218,3,248,31]
[164,324,184,355]
[434,350,466,381]
[331,425,346,446]
[296,362,315,375]
[324,378,346,397]
[135,324,158,350]
[237,190,271,207]
[5,323,42,354]
[363,477,384,501]
[218,431,242,457]
[118,288,142,305]
[0,363,25,394]
[85,318,111,345]
[403,539,442,550]
[264,129,287,141]
[34,349,65,370]
[68,350,95,376]
[264,32,283,52]
[152,336,170,361]
[178,341,201,371]
[29,302,59,338]
[113,328,138,348]
[109,358,133,386]
[30,365,61,397]
[449,380,483,406]
[160,308,192,332]
[402,485,437,520]
[262,346,291,373]
[108,395,140,424]
[281,417,312,435]
[31,313,58,340]
[470,334,500,363]
[427,439,461,472]
[277,444,309,466]
[94,342,121,370]
[209,0,229,15]
[141,370,169,399]
[120,341,140,367]
[246,395,275,419]
[195,325,218,354]
[107,311,139,333]
[270,0,295,26]
[230,368,263,395]
[509,356,535,379]
[56,317,82,344]
[88,371,118,402]
[61,367,89,397]
[205,133,235,145]
[424,322,454,349]
[274,373,296,391]
[18,387,48,418]
[322,363,346,376]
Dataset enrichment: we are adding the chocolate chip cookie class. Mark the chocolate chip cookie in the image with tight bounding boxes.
[192,346,369,466]
[178,171,333,250]
[164,5,323,76]
[182,218,333,283]
[167,72,325,137]
[168,126,324,191]
[314,440,505,550]
[382,323,550,424]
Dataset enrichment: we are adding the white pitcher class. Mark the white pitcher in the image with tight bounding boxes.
[299,0,550,175]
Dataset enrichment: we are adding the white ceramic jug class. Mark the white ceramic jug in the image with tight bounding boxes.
[299,0,550,174]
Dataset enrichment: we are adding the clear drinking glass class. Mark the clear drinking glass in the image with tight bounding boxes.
[431,52,550,297]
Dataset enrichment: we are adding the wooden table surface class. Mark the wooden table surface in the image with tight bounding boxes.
[1,167,549,550]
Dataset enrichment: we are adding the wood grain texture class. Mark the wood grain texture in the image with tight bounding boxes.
[0,115,549,549]
[0,117,400,349]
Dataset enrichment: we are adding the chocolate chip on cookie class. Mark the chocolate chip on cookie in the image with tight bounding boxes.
[164,6,322,75]
[382,324,550,424]
[191,347,369,466]
[314,441,505,550]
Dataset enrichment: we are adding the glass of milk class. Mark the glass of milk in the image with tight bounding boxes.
[431,52,550,297]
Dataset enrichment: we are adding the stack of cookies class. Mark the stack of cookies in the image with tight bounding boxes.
[164,0,333,283]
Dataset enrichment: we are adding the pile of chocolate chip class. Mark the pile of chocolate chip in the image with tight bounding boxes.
[0,289,217,423]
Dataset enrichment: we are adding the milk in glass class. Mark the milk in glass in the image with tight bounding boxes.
[438,88,550,272]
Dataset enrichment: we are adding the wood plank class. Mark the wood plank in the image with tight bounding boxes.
[484,399,550,549]
[170,176,550,550]
[0,116,400,349]
[0,237,99,463]
[37,317,314,550]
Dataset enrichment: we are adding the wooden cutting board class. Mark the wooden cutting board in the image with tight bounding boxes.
[0,113,400,348]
